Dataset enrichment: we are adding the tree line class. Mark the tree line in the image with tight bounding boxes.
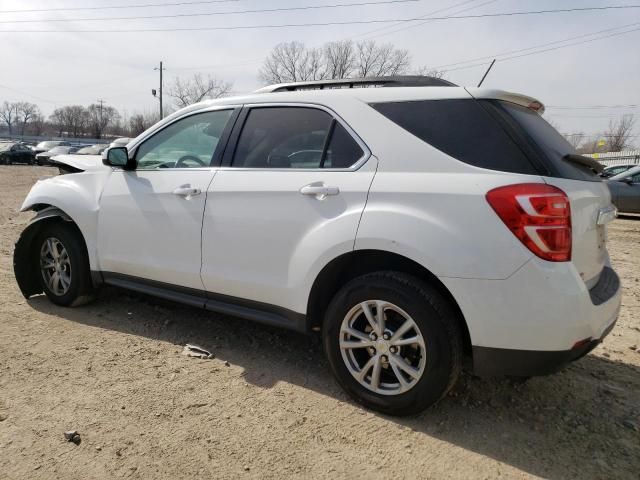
[1,38,636,151]
[563,115,637,153]
[259,39,443,84]
[0,73,232,140]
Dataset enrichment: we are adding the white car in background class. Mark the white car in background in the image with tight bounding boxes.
[14,76,621,415]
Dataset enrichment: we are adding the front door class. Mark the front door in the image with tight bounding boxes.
[201,105,376,313]
[97,108,235,290]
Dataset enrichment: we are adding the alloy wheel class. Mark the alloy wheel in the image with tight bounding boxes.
[40,237,72,296]
[339,300,427,395]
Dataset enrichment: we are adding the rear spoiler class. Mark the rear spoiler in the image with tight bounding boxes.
[465,88,545,114]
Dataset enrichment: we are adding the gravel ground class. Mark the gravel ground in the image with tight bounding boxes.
[0,165,638,479]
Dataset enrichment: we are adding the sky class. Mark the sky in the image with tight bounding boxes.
[0,0,639,144]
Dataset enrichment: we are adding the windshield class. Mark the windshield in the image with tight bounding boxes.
[610,165,640,180]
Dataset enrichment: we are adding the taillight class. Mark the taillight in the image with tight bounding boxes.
[486,183,571,262]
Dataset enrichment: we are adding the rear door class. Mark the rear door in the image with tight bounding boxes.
[201,104,375,311]
[493,101,613,286]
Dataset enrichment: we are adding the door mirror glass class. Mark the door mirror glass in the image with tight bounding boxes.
[104,147,130,168]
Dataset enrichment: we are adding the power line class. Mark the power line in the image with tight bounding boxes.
[0,0,241,14]
[0,0,424,24]
[439,25,640,73]
[357,0,500,40]
[346,0,485,40]
[432,21,640,69]
[2,5,640,33]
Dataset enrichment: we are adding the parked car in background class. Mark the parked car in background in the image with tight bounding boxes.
[600,164,636,178]
[109,137,131,148]
[74,144,110,155]
[0,142,36,165]
[35,146,79,165]
[31,140,71,154]
[607,165,640,213]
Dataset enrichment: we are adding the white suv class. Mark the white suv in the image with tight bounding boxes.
[14,77,621,415]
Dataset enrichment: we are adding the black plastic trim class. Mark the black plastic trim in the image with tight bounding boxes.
[472,318,617,377]
[221,106,249,167]
[589,266,620,306]
[101,272,307,332]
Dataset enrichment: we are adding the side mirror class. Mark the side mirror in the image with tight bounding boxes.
[103,147,135,170]
[621,176,634,184]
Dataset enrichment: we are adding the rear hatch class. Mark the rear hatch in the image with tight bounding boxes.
[473,93,611,286]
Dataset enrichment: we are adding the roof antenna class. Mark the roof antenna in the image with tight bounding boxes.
[477,59,496,87]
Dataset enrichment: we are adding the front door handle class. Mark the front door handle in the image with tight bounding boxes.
[300,184,340,200]
[172,185,201,198]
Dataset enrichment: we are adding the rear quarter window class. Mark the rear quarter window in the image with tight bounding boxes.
[371,99,540,175]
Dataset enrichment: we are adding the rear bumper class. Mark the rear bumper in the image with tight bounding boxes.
[440,259,622,377]
[472,315,617,377]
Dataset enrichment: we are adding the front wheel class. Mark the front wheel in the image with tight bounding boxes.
[323,272,463,416]
[36,223,94,306]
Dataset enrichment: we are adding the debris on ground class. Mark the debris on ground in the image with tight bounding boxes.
[181,344,215,359]
[64,431,81,445]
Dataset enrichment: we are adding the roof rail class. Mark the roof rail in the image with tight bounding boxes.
[255,75,457,93]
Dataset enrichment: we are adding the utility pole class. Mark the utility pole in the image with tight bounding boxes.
[97,98,105,118]
[153,61,165,119]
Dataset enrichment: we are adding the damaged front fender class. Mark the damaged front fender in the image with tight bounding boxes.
[13,208,72,298]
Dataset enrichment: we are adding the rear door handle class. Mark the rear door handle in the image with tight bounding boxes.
[300,184,340,200]
[172,185,201,198]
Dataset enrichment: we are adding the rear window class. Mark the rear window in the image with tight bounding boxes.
[371,99,539,175]
[493,101,600,182]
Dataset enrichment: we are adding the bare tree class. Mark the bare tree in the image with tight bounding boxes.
[259,41,327,84]
[564,132,585,150]
[412,66,447,79]
[167,73,233,108]
[15,102,40,136]
[0,101,19,135]
[324,40,356,79]
[605,114,636,152]
[29,113,46,136]
[49,108,65,136]
[87,103,120,139]
[129,111,159,136]
[356,41,410,77]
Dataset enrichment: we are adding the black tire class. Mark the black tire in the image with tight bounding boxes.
[323,271,463,416]
[36,222,94,307]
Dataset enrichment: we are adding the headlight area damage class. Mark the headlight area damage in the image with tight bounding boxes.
[13,207,75,298]
[48,154,108,175]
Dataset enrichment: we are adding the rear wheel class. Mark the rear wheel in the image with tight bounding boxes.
[323,272,463,416]
[36,223,94,306]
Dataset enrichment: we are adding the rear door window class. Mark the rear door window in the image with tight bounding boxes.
[231,107,364,169]
[371,99,540,175]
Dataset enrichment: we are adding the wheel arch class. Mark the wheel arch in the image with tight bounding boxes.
[306,249,472,355]
[13,205,97,299]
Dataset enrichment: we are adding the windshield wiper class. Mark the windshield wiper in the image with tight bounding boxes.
[562,154,604,174]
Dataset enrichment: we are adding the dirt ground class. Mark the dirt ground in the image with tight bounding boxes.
[0,165,638,479]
